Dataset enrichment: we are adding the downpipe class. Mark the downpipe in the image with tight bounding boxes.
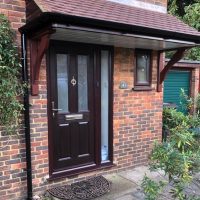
[21,33,33,200]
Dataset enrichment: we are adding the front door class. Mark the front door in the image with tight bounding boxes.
[48,42,96,176]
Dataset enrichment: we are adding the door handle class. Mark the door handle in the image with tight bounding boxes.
[52,108,62,112]
[52,101,62,117]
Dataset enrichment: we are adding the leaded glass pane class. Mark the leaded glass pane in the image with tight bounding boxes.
[57,54,69,113]
[78,55,88,111]
[137,53,150,84]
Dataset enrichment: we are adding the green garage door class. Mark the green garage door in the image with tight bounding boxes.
[164,70,191,112]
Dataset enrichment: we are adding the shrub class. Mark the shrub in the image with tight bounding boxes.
[142,175,165,200]
[142,93,200,199]
[163,107,189,131]
[0,14,24,134]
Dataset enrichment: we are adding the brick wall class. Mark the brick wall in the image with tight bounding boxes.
[0,33,163,200]
[191,68,199,101]
[192,67,200,114]
[29,58,50,196]
[26,47,163,198]
[113,48,163,167]
[0,0,25,44]
[0,2,164,200]
[1,1,199,200]
[0,1,26,200]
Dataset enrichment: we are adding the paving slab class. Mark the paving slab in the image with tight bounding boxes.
[130,188,145,200]
[96,174,138,200]
[119,166,167,185]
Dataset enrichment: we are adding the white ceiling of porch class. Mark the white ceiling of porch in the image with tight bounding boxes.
[50,25,196,51]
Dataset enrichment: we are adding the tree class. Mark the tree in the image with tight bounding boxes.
[167,0,200,61]
[168,0,196,18]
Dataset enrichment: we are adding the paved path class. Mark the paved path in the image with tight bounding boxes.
[100,166,200,200]
[46,166,200,200]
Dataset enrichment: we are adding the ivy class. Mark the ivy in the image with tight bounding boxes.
[0,14,24,135]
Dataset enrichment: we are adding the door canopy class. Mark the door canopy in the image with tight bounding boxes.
[20,0,200,95]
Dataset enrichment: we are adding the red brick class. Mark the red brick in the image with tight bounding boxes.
[11,163,26,170]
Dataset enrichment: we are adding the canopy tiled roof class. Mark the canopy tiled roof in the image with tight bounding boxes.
[32,0,200,38]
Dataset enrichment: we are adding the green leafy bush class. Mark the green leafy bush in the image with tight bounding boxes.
[179,89,193,113]
[142,93,200,199]
[195,93,200,116]
[163,89,200,134]
[142,175,165,200]
[0,14,24,134]
[163,108,189,131]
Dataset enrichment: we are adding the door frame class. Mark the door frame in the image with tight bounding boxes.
[46,40,114,179]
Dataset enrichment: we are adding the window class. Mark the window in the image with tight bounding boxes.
[101,50,109,162]
[99,48,113,165]
[134,50,152,90]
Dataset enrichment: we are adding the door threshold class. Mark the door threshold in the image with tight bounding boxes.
[48,163,115,181]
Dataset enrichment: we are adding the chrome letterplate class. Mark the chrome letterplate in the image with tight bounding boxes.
[65,114,83,120]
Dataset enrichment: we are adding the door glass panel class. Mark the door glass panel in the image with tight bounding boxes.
[57,54,69,113]
[78,55,88,111]
[101,50,109,162]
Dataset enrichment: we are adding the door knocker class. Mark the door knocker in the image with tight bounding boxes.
[71,76,77,86]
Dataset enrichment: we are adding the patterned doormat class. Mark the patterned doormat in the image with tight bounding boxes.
[48,176,111,200]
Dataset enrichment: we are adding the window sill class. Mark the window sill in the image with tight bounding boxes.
[132,86,153,91]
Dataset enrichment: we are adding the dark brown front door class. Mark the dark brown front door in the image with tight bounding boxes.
[48,42,96,176]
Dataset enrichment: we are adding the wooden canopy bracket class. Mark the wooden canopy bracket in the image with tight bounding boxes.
[30,30,54,96]
[157,52,164,92]
[157,47,188,92]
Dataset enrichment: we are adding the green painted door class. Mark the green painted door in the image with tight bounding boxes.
[164,70,191,112]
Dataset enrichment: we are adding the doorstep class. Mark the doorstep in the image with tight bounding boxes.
[49,166,153,200]
[50,173,144,200]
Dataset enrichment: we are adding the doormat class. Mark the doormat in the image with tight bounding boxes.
[47,176,111,200]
